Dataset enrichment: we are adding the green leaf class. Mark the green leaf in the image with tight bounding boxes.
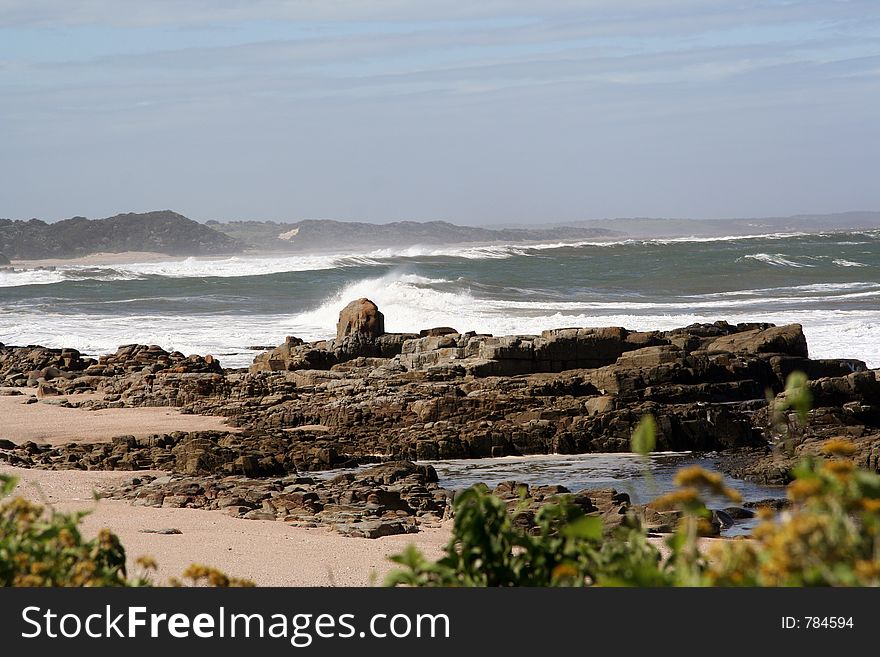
[0,474,17,497]
[562,516,603,541]
[665,530,686,554]
[631,415,657,456]
[784,371,812,425]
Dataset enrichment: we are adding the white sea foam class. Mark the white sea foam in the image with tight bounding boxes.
[1,230,844,289]
[282,274,880,367]
[833,258,868,267]
[0,310,296,369]
[0,253,386,288]
[0,268,141,288]
[740,253,814,268]
[2,294,878,369]
[473,290,880,311]
[698,281,880,297]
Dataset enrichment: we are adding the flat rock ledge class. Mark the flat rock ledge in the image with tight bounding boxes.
[2,312,879,490]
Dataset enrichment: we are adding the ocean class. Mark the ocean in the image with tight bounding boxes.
[1,229,878,369]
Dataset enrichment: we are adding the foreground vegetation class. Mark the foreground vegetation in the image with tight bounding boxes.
[385,440,879,586]
[0,474,252,587]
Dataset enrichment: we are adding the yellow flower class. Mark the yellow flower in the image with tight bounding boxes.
[13,574,45,587]
[854,560,880,580]
[787,478,823,502]
[552,563,579,581]
[178,564,254,588]
[755,506,776,521]
[861,498,880,513]
[751,522,777,541]
[674,466,723,489]
[136,555,158,571]
[695,517,716,536]
[58,528,77,548]
[30,561,50,576]
[673,466,741,501]
[650,488,700,510]
[71,560,96,585]
[182,564,210,581]
[721,486,743,504]
[823,459,854,473]
[822,460,855,480]
[820,438,858,457]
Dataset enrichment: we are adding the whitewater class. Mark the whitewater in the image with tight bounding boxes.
[1,230,878,368]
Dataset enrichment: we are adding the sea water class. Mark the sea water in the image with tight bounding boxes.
[430,452,784,536]
[1,230,877,368]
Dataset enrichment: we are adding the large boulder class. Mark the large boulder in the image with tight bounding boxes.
[336,298,384,341]
[705,324,808,358]
[250,298,412,373]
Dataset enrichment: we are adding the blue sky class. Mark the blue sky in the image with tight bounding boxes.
[1,1,879,224]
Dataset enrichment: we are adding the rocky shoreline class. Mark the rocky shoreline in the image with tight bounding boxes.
[2,298,878,538]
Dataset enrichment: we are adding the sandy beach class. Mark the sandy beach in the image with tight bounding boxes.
[6,250,295,269]
[7,250,294,269]
[8,251,182,268]
[0,390,236,444]
[0,390,451,586]
[2,465,451,586]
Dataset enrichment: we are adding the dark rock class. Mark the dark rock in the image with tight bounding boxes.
[744,498,791,511]
[712,509,735,529]
[722,507,755,520]
[333,519,417,539]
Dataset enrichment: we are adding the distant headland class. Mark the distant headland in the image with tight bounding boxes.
[1,209,878,262]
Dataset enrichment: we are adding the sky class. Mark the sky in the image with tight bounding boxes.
[1,1,879,225]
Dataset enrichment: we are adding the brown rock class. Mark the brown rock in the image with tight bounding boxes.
[706,324,808,358]
[337,298,384,341]
[36,383,60,397]
[420,327,459,337]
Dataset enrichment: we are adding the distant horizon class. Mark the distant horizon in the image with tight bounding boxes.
[4,208,880,228]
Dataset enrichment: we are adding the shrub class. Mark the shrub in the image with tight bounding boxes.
[0,474,253,587]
